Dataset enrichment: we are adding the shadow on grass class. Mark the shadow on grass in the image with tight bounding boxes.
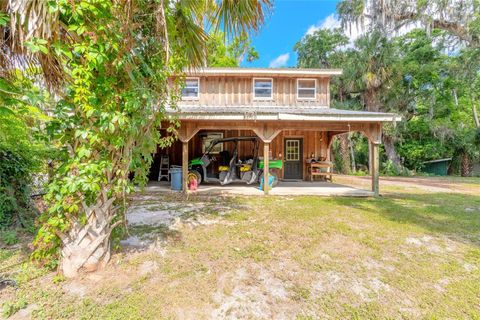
[329,192,480,247]
[128,224,182,242]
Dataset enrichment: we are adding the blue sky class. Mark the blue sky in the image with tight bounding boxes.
[241,0,340,68]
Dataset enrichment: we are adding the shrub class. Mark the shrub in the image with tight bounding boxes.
[382,159,411,176]
[0,229,18,245]
[0,148,38,228]
[0,100,48,230]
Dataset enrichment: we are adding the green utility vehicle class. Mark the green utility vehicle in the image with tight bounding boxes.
[188,136,283,186]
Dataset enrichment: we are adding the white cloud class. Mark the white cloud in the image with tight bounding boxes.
[304,14,363,48]
[306,14,341,35]
[269,53,290,68]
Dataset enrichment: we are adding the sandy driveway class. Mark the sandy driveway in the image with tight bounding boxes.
[334,175,480,195]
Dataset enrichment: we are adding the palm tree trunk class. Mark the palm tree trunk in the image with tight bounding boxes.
[364,89,380,112]
[59,193,120,277]
[460,152,472,177]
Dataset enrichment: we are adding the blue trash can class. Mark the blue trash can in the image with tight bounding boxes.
[170,166,183,191]
[258,174,275,191]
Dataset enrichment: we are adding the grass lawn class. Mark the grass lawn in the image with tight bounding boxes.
[1,177,480,319]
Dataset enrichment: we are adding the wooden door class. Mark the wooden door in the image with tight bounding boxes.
[284,138,303,180]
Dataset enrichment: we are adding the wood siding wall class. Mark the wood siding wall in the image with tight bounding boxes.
[150,129,329,181]
[180,76,330,107]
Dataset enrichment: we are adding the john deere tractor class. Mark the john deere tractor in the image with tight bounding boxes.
[188,136,282,187]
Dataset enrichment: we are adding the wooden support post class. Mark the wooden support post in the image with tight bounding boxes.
[263,143,269,195]
[371,142,379,197]
[182,141,188,193]
[368,140,373,175]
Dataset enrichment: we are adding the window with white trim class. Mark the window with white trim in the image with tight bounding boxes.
[297,79,316,100]
[285,139,300,161]
[181,78,199,99]
[253,78,273,100]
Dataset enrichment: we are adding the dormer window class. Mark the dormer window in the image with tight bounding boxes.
[182,78,199,99]
[297,79,316,100]
[253,78,273,100]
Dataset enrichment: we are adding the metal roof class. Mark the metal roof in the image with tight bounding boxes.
[184,67,342,77]
[167,105,401,122]
[422,158,452,164]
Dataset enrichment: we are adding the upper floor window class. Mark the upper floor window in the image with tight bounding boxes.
[182,78,199,99]
[297,79,316,100]
[253,78,273,100]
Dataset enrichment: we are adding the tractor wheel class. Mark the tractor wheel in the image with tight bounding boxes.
[190,170,202,184]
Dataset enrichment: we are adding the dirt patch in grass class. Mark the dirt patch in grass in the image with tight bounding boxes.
[211,263,294,319]
[2,181,480,319]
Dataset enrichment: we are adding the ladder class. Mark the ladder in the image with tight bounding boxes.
[158,154,170,182]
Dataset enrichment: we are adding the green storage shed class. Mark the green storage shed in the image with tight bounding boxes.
[422,158,452,176]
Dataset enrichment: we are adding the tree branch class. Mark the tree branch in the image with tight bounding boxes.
[391,12,476,45]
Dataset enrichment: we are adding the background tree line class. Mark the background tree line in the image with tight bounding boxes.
[294,0,480,176]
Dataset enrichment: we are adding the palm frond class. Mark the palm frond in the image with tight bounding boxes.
[1,0,65,89]
[166,0,271,69]
[212,0,272,37]
[170,3,209,68]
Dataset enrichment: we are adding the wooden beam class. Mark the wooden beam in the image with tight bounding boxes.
[371,142,380,197]
[252,126,282,143]
[263,143,269,195]
[182,141,188,193]
[177,122,199,143]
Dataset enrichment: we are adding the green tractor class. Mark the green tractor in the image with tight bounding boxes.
[188,136,282,187]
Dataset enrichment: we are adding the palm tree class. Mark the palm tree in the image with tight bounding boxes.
[2,0,272,277]
[342,31,404,170]
[294,29,354,173]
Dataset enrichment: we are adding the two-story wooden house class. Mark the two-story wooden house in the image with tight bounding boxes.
[154,68,400,195]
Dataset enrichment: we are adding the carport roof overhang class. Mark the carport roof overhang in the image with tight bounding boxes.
[166,106,400,145]
[166,106,402,122]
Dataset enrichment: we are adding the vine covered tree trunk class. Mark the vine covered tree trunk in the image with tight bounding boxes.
[338,134,351,174]
[473,102,480,128]
[382,135,403,170]
[59,192,120,277]
[16,0,271,278]
[364,83,405,173]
